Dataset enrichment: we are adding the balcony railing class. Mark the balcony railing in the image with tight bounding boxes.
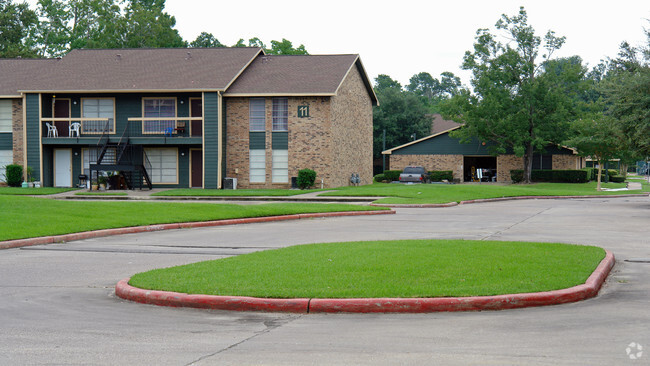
[41,117,202,139]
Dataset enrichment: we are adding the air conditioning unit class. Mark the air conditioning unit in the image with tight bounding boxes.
[223,177,237,190]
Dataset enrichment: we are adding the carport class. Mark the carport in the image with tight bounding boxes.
[464,156,496,182]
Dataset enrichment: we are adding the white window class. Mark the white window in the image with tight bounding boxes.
[145,148,178,184]
[82,98,115,133]
[249,149,265,183]
[272,150,288,183]
[249,98,265,131]
[0,100,12,133]
[143,98,176,134]
[0,150,13,182]
[272,98,288,131]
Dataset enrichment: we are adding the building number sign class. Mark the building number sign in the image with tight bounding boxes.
[298,105,310,118]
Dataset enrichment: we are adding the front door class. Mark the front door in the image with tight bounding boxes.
[53,99,70,137]
[54,149,72,187]
[190,149,203,188]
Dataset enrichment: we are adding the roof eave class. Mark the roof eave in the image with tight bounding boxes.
[382,126,462,155]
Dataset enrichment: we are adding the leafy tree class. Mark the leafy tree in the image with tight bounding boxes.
[407,71,461,112]
[442,7,583,183]
[373,75,430,160]
[267,38,308,55]
[407,72,439,100]
[566,114,624,190]
[118,0,186,48]
[190,32,224,48]
[601,31,650,159]
[0,0,39,57]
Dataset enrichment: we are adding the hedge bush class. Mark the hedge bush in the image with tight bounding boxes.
[374,174,386,183]
[510,169,589,183]
[383,170,402,182]
[297,168,317,189]
[609,175,625,183]
[4,164,23,187]
[582,168,596,181]
[428,170,453,182]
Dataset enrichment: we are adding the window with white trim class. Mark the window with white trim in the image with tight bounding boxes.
[143,98,176,134]
[0,100,12,133]
[249,98,265,131]
[145,148,178,184]
[82,99,114,133]
[0,150,13,182]
[249,149,265,183]
[272,98,288,131]
[272,150,288,183]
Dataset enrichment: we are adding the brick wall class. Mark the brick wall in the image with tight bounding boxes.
[389,154,463,181]
[224,97,251,186]
[496,155,522,182]
[552,154,580,170]
[330,65,373,187]
[12,98,23,165]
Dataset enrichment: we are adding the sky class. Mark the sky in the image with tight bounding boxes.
[162,0,648,87]
[23,0,650,87]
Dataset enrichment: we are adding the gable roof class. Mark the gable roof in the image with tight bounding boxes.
[16,47,263,93]
[224,54,378,105]
[382,125,462,155]
[0,58,59,97]
[430,114,462,135]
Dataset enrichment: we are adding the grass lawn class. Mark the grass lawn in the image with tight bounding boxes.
[322,182,648,204]
[75,191,129,196]
[0,196,387,241]
[152,188,322,196]
[0,187,78,195]
[129,239,605,298]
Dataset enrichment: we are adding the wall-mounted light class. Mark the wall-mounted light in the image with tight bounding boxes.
[180,100,184,104]
[181,152,185,156]
[74,152,78,156]
[73,100,77,105]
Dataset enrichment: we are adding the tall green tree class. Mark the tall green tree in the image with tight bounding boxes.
[118,0,186,48]
[266,38,308,55]
[601,31,650,159]
[190,32,224,48]
[442,7,583,183]
[407,71,461,112]
[0,0,39,57]
[373,74,431,160]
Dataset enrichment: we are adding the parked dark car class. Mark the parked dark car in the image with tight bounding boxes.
[399,166,430,183]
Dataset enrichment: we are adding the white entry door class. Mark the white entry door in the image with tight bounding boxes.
[54,149,72,187]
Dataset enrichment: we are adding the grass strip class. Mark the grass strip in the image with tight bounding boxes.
[322,182,647,204]
[0,187,78,195]
[0,195,387,241]
[129,240,605,298]
[152,188,322,196]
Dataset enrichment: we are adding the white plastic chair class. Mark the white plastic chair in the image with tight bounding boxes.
[69,122,81,137]
[46,122,58,137]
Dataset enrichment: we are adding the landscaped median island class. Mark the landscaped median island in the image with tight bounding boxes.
[121,239,611,313]
[0,195,389,242]
[322,182,649,204]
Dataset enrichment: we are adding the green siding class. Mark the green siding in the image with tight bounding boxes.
[72,147,82,186]
[178,147,189,187]
[25,94,41,181]
[221,103,227,181]
[272,132,288,150]
[42,146,52,187]
[393,133,491,156]
[0,133,12,150]
[249,132,266,150]
[203,92,219,188]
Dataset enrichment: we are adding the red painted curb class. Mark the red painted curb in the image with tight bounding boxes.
[374,193,649,208]
[115,279,309,313]
[115,250,614,313]
[0,209,395,250]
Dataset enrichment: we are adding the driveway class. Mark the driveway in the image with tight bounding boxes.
[0,196,648,365]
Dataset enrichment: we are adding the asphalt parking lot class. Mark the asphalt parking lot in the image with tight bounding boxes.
[0,196,648,365]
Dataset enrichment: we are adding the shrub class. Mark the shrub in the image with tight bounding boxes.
[382,170,402,182]
[510,170,524,183]
[609,175,625,183]
[429,170,453,182]
[374,174,386,183]
[582,168,596,181]
[297,168,317,189]
[4,164,23,187]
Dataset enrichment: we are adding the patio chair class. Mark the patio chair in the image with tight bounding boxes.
[46,122,58,137]
[69,122,81,137]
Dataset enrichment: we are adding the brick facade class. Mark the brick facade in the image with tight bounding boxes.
[11,98,23,166]
[552,154,580,170]
[224,67,373,189]
[390,154,463,181]
[496,155,523,182]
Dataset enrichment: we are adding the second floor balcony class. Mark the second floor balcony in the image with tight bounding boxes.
[41,117,204,145]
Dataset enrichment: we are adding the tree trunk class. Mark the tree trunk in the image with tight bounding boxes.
[522,143,534,184]
[596,159,603,191]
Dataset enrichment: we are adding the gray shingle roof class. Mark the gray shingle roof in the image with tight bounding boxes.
[16,47,262,92]
[0,58,58,96]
